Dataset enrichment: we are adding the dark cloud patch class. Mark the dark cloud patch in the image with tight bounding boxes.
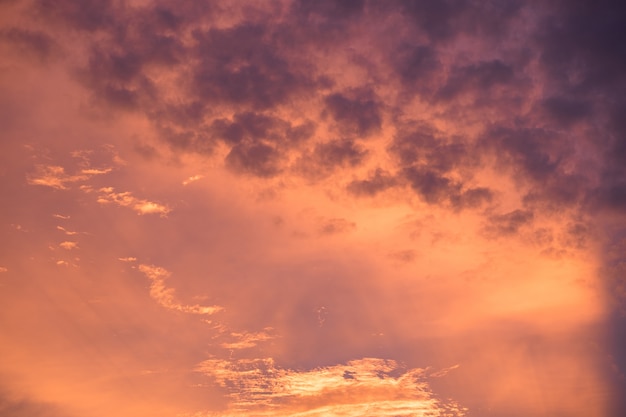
[537,0,626,92]
[388,249,417,263]
[225,142,282,178]
[191,24,315,110]
[450,187,494,210]
[484,209,534,236]
[483,126,563,182]
[0,28,57,62]
[398,0,469,41]
[324,90,382,138]
[437,60,515,101]
[298,139,368,180]
[0,388,74,417]
[210,112,315,149]
[153,124,201,153]
[395,0,522,42]
[541,96,592,126]
[592,99,626,212]
[313,139,367,169]
[403,167,460,204]
[209,113,316,175]
[35,0,118,31]
[393,44,440,87]
[346,168,397,197]
[292,0,365,21]
[389,126,470,172]
[211,112,286,145]
[318,218,356,236]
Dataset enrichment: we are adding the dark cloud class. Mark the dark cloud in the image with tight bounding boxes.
[346,168,397,197]
[225,142,282,178]
[403,167,460,204]
[210,112,315,148]
[388,125,471,173]
[324,90,382,138]
[0,388,74,417]
[292,0,365,21]
[298,139,368,180]
[398,0,470,41]
[540,96,592,126]
[450,187,494,210]
[0,28,57,61]
[191,24,316,110]
[392,44,440,87]
[482,126,563,182]
[314,139,367,169]
[484,209,534,236]
[436,60,515,101]
[537,0,626,92]
[318,218,356,236]
[394,0,522,41]
[211,112,286,145]
[35,0,118,31]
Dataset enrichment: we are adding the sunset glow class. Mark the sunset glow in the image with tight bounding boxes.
[1,1,625,416]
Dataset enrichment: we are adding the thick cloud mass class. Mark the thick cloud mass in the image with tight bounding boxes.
[1,0,625,416]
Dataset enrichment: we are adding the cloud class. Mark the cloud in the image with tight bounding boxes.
[219,329,275,350]
[194,357,466,416]
[0,27,58,62]
[324,90,382,138]
[138,264,222,316]
[318,218,356,236]
[97,187,171,216]
[26,165,87,190]
[182,175,204,185]
[346,168,397,197]
[56,226,78,236]
[297,139,368,181]
[483,209,534,237]
[117,257,136,262]
[58,241,78,250]
[0,387,75,417]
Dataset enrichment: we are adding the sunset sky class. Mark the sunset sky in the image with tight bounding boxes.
[1,1,625,416]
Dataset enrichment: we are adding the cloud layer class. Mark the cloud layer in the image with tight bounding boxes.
[1,0,625,416]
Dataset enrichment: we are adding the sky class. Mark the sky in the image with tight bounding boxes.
[1,1,625,416]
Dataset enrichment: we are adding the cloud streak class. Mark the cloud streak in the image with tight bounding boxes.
[138,264,222,316]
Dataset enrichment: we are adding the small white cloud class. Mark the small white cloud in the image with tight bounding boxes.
[27,165,87,190]
[81,167,113,175]
[183,174,204,185]
[118,257,137,262]
[220,329,275,350]
[97,188,171,216]
[59,241,78,250]
[57,226,78,235]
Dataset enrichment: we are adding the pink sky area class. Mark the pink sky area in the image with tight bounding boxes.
[1,1,625,416]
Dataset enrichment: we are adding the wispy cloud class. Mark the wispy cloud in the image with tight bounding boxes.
[194,357,466,416]
[27,165,87,190]
[59,241,78,250]
[97,188,171,216]
[183,174,204,185]
[118,257,137,262]
[138,264,222,316]
[56,226,78,236]
[219,329,275,350]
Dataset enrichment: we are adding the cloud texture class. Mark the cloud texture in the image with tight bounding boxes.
[1,0,625,416]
